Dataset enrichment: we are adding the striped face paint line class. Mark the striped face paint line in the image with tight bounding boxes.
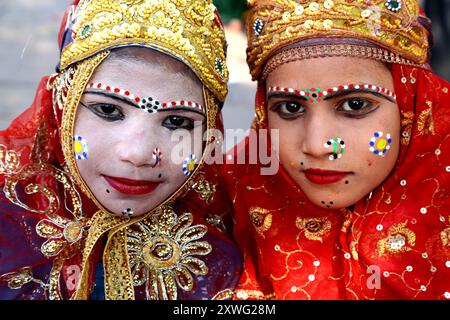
[267,84,397,103]
[87,82,205,114]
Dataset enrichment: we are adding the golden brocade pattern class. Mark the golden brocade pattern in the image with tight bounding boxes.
[126,207,212,300]
[249,207,273,238]
[61,0,228,101]
[377,221,416,256]
[247,0,429,79]
[0,145,21,175]
[295,216,332,242]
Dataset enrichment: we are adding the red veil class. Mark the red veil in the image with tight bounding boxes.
[223,62,450,299]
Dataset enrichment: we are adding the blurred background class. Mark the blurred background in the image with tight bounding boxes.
[0,0,449,139]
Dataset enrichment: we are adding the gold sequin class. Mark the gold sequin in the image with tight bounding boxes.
[295,216,332,242]
[377,221,416,256]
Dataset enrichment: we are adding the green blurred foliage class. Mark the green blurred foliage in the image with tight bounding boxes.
[213,0,248,23]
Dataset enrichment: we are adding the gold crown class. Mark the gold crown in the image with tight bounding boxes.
[60,0,228,101]
[247,0,430,80]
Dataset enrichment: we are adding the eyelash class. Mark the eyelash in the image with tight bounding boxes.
[271,97,379,119]
[85,103,125,121]
[83,103,198,130]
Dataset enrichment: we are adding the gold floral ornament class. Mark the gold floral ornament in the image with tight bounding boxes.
[0,145,21,175]
[295,216,332,242]
[377,221,416,256]
[60,0,228,101]
[249,207,273,238]
[0,267,47,290]
[440,216,450,247]
[247,0,430,80]
[36,217,88,258]
[126,206,212,300]
[191,177,217,203]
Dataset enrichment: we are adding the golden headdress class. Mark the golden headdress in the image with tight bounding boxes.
[246,0,431,80]
[60,0,228,101]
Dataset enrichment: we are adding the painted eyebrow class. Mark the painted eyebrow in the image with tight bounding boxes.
[157,106,206,117]
[267,85,397,103]
[84,90,140,108]
[323,88,396,103]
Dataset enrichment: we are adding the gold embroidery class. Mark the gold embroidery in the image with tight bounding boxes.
[295,216,332,242]
[61,0,228,101]
[126,206,212,300]
[0,267,35,290]
[417,105,435,136]
[191,177,217,203]
[249,207,273,238]
[377,221,416,256]
[401,111,414,146]
[0,145,21,175]
[247,0,429,80]
[441,217,450,247]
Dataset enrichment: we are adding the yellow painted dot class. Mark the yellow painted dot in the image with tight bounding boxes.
[377,139,387,150]
[187,161,196,171]
[74,141,83,154]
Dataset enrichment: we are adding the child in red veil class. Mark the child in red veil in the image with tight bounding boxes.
[223,0,450,299]
[0,0,242,300]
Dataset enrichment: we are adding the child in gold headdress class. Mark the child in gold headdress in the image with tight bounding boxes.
[0,0,241,300]
[223,0,450,299]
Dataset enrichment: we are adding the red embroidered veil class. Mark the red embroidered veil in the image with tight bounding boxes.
[222,0,450,299]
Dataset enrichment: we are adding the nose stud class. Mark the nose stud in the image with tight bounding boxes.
[324,137,345,160]
[152,147,162,168]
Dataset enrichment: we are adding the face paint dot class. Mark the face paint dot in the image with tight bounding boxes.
[345,181,349,184]
[321,201,325,204]
[330,201,334,205]
[158,174,162,179]
[300,162,304,166]
[106,189,110,194]
[73,136,88,160]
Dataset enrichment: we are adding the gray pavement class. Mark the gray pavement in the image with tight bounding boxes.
[0,1,256,141]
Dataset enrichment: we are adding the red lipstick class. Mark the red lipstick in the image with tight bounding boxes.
[303,168,351,185]
[104,176,160,195]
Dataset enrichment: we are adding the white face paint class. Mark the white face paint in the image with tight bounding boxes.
[74,47,205,217]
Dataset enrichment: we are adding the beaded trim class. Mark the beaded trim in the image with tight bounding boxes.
[88,82,204,113]
[261,44,430,81]
[268,83,397,101]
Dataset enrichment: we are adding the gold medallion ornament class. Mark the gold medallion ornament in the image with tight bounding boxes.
[246,0,430,80]
[60,0,229,101]
[126,206,212,300]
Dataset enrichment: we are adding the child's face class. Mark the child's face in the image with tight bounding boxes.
[266,56,401,209]
[74,48,205,217]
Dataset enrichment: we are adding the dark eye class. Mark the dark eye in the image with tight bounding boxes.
[272,101,305,119]
[339,98,369,111]
[82,103,124,121]
[162,116,195,130]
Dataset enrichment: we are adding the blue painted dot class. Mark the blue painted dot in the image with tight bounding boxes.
[370,142,375,146]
